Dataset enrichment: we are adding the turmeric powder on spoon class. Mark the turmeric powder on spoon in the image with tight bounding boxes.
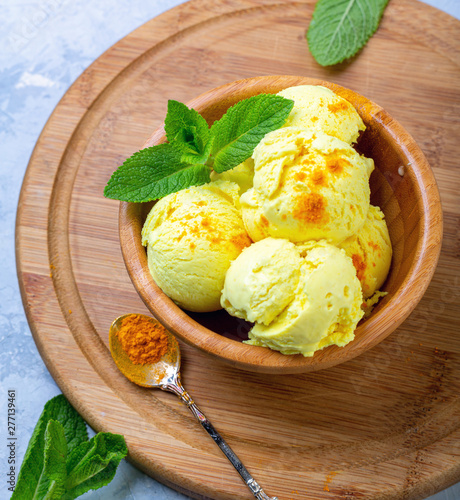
[116,314,168,365]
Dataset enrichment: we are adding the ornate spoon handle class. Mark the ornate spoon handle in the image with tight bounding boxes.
[164,376,278,500]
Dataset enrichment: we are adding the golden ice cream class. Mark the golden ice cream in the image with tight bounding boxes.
[278,85,365,144]
[210,158,254,195]
[241,127,374,244]
[339,205,392,298]
[140,84,391,357]
[142,181,251,313]
[221,238,301,325]
[222,239,364,357]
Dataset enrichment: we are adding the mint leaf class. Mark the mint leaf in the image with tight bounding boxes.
[179,138,214,166]
[41,420,67,500]
[165,99,211,164]
[307,0,389,66]
[12,395,87,500]
[62,433,128,500]
[209,94,294,173]
[13,395,127,500]
[104,143,211,202]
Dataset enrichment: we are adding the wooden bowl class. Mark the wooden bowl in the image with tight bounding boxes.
[119,75,442,374]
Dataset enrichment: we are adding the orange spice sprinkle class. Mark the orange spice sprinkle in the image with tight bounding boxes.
[209,234,222,244]
[294,171,307,182]
[293,192,328,224]
[323,471,340,492]
[368,241,380,251]
[230,233,252,251]
[326,156,349,175]
[175,230,186,242]
[260,214,269,227]
[311,169,327,186]
[352,254,367,282]
[327,100,349,113]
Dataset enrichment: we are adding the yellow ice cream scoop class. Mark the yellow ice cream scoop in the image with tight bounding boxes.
[339,205,392,299]
[241,127,374,244]
[210,158,254,196]
[241,241,364,357]
[142,181,251,313]
[278,85,365,144]
[221,237,302,325]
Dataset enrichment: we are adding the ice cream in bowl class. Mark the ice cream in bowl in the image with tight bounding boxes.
[117,75,442,374]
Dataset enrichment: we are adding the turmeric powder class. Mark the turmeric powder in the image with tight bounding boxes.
[117,314,168,365]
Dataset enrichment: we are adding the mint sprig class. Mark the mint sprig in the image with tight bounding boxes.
[307,0,389,67]
[12,395,127,500]
[104,94,293,202]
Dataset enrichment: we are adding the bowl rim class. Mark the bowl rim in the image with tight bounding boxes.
[119,75,443,374]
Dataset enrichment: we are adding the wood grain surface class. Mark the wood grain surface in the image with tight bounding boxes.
[16,0,460,499]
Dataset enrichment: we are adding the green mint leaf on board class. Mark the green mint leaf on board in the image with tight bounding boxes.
[12,395,87,500]
[104,143,211,202]
[164,99,211,163]
[209,94,294,173]
[13,395,127,500]
[62,433,128,500]
[41,420,68,500]
[307,0,389,66]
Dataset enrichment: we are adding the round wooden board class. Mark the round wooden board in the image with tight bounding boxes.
[16,0,460,499]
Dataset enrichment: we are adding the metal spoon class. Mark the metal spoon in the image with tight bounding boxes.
[109,313,278,500]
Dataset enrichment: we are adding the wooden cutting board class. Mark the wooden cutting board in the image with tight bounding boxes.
[16,0,460,498]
